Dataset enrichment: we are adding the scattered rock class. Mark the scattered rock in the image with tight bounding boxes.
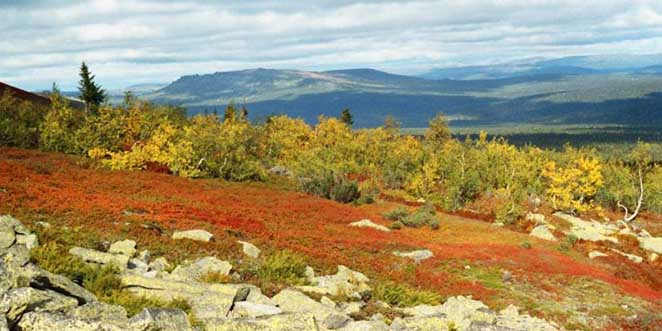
[168,256,232,281]
[340,320,389,330]
[554,212,618,243]
[323,313,351,329]
[297,266,371,298]
[16,234,38,250]
[339,301,364,315]
[0,287,78,325]
[393,249,434,263]
[272,289,346,322]
[230,301,282,318]
[237,240,261,258]
[638,236,662,254]
[650,253,659,263]
[69,247,130,268]
[171,229,214,242]
[502,270,513,283]
[529,225,557,241]
[148,257,171,273]
[128,308,192,331]
[588,251,608,259]
[526,213,546,225]
[609,248,643,263]
[108,240,137,257]
[348,219,391,232]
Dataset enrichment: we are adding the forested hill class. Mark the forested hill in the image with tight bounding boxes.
[136,66,662,128]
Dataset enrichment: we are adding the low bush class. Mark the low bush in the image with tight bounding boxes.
[373,281,441,307]
[256,250,309,287]
[383,207,410,222]
[300,172,360,203]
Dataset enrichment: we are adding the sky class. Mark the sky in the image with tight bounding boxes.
[2,0,662,90]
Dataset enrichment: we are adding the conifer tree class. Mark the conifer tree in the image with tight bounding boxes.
[340,108,353,127]
[78,62,106,114]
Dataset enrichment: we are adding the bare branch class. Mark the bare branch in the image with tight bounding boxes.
[623,167,644,223]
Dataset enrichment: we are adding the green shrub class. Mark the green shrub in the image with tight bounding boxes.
[256,250,308,286]
[400,204,437,228]
[389,221,403,230]
[521,241,532,249]
[374,282,441,307]
[383,207,410,222]
[300,172,360,203]
[30,241,96,284]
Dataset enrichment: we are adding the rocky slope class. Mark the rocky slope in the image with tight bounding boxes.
[0,214,562,331]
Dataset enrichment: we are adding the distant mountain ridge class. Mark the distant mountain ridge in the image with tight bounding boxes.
[133,54,662,128]
[421,54,662,80]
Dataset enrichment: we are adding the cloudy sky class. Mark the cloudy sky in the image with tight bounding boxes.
[2,0,662,90]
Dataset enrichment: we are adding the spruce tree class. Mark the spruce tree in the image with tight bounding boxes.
[340,108,353,127]
[78,62,106,114]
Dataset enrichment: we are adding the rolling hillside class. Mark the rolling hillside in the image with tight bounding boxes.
[133,56,662,128]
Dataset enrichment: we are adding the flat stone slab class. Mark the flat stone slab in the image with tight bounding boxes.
[172,229,214,242]
[529,225,557,241]
[393,249,434,263]
[348,219,390,232]
[69,247,130,267]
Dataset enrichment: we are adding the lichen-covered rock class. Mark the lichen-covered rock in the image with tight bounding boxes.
[496,305,558,331]
[339,320,390,330]
[323,313,351,329]
[390,316,452,331]
[401,296,496,330]
[128,308,192,331]
[272,289,346,322]
[0,223,16,249]
[17,312,125,331]
[348,219,391,232]
[0,287,78,325]
[202,313,319,331]
[297,265,371,299]
[167,256,232,281]
[66,301,129,327]
[529,225,557,241]
[237,241,261,258]
[393,249,434,263]
[28,267,98,305]
[69,247,130,268]
[230,301,282,318]
[553,212,618,243]
[108,239,137,257]
[172,229,214,242]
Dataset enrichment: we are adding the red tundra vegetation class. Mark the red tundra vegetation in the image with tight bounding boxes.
[0,147,660,314]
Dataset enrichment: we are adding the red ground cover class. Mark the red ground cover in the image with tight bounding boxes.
[1,147,661,303]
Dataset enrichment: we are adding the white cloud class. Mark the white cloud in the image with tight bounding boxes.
[1,0,662,89]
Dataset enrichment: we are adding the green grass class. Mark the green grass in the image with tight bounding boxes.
[373,281,442,307]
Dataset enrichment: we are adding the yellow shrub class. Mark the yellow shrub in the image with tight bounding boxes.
[543,155,604,213]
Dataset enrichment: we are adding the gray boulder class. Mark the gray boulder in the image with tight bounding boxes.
[0,287,78,326]
[168,256,232,281]
[69,247,130,268]
[128,308,192,331]
[393,249,434,263]
[108,240,137,257]
[17,312,125,331]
